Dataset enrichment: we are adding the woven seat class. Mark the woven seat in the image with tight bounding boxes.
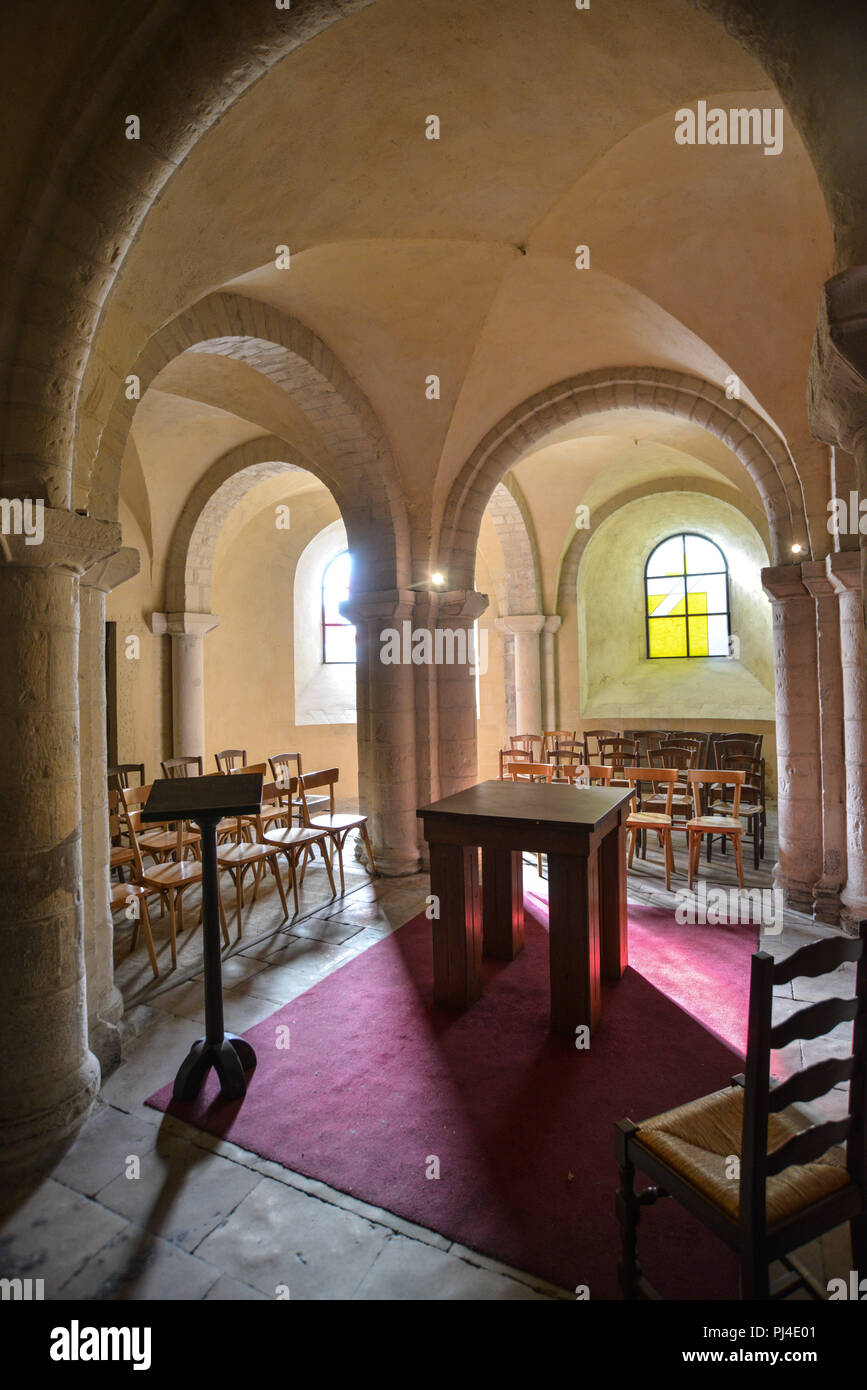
[637,1085,849,1230]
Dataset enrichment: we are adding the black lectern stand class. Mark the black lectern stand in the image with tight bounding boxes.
[142,772,264,1101]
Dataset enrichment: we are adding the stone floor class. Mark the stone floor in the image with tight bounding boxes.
[0,809,856,1300]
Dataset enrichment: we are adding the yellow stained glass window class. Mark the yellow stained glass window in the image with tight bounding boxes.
[645,533,729,659]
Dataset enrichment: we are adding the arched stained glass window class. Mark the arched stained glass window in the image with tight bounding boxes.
[645,533,730,658]
[321,550,356,664]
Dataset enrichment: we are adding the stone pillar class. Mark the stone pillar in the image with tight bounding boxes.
[542,615,562,730]
[802,563,846,923]
[151,611,219,759]
[497,614,546,735]
[341,590,420,877]
[0,509,120,1194]
[761,565,823,911]
[80,549,140,1074]
[434,589,488,801]
[828,552,867,933]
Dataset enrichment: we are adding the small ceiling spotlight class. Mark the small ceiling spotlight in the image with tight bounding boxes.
[431,571,445,587]
[791,543,803,555]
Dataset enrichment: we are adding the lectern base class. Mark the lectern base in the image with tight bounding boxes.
[172,1033,257,1102]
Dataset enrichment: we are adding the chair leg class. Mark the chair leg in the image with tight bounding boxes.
[319,841,337,897]
[168,891,178,969]
[850,1212,867,1284]
[753,822,760,871]
[733,834,744,890]
[140,897,159,979]
[627,829,635,868]
[664,831,672,891]
[270,856,289,923]
[288,851,300,916]
[687,833,695,889]
[707,831,713,863]
[360,822,376,877]
[615,1121,641,1299]
[537,851,543,876]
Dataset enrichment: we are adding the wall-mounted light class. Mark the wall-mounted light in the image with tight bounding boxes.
[431,572,445,587]
[791,543,803,555]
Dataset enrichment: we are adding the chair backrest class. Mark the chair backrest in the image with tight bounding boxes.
[550,763,589,784]
[739,923,867,1249]
[582,728,619,760]
[508,762,553,782]
[687,768,744,818]
[115,786,147,877]
[161,756,203,778]
[510,734,543,758]
[215,748,247,773]
[650,743,700,774]
[498,747,532,778]
[585,764,612,785]
[712,733,763,765]
[598,737,639,770]
[269,752,304,788]
[232,760,267,776]
[542,730,576,758]
[623,765,677,816]
[108,762,145,790]
[719,753,765,805]
[299,768,338,820]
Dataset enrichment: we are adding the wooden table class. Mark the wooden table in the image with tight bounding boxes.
[417,779,632,1037]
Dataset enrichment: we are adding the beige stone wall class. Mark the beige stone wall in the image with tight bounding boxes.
[205,492,359,791]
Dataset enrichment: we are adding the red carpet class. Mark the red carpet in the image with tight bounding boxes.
[147,899,756,1298]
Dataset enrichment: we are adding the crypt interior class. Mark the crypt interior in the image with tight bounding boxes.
[1,0,867,1302]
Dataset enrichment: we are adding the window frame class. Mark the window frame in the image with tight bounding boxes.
[321,548,356,665]
[644,531,730,660]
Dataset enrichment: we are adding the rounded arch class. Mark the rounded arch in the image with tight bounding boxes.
[485,478,541,615]
[94,293,411,594]
[0,1,369,508]
[555,475,768,615]
[439,367,809,590]
[164,434,314,615]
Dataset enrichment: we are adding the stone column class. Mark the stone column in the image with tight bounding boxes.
[761,565,823,911]
[828,552,867,933]
[433,589,489,801]
[542,615,562,730]
[80,549,140,1074]
[802,563,846,923]
[151,611,220,759]
[496,614,546,735]
[341,589,420,877]
[0,508,120,1194]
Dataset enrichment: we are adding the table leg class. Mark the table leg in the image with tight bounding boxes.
[481,846,524,960]
[429,841,482,1009]
[546,851,601,1036]
[600,814,628,981]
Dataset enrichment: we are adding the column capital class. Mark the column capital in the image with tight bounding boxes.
[761,564,809,603]
[431,588,489,626]
[801,560,837,600]
[808,267,867,452]
[339,588,419,626]
[0,505,121,574]
[496,613,547,637]
[150,610,220,638]
[83,546,140,594]
[827,549,862,594]
[543,615,562,635]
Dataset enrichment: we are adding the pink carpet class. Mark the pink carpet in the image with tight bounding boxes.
[147,897,757,1298]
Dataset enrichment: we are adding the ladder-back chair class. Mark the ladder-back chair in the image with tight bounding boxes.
[623,767,678,891]
[215,748,247,773]
[298,768,377,892]
[161,755,203,778]
[616,924,867,1299]
[686,768,746,890]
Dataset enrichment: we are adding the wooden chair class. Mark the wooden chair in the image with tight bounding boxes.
[108,763,145,790]
[161,755,203,778]
[615,924,867,1300]
[547,740,587,778]
[708,754,766,870]
[712,733,763,765]
[542,730,576,761]
[268,752,329,823]
[498,746,533,779]
[598,737,639,777]
[109,790,158,977]
[215,748,246,773]
[232,761,289,835]
[119,786,227,968]
[122,783,201,863]
[510,733,543,761]
[686,769,746,890]
[217,780,290,937]
[645,744,700,846]
[299,768,377,892]
[582,728,619,762]
[262,775,338,914]
[623,767,677,891]
[584,764,613,786]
